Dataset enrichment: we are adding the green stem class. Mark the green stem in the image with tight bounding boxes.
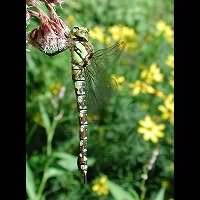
[38,118,58,199]
[140,183,147,200]
[47,133,53,156]
[46,119,57,156]
[140,169,148,200]
[36,162,49,200]
[27,124,37,144]
[140,147,160,200]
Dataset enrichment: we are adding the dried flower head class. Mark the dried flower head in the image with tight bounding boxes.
[26,0,39,6]
[28,12,70,56]
[42,0,64,7]
[26,11,30,26]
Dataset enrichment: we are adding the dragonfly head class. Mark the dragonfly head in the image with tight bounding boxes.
[72,26,89,42]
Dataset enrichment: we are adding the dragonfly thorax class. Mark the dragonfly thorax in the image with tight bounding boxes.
[72,40,94,68]
[71,26,89,42]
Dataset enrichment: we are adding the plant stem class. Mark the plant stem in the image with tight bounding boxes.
[46,119,57,156]
[140,168,148,200]
[37,117,58,199]
[47,132,53,156]
[36,162,49,200]
[140,147,160,200]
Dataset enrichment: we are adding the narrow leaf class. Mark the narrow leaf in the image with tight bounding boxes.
[154,188,165,200]
[39,102,51,132]
[108,180,138,200]
[44,168,64,180]
[26,162,36,200]
[54,152,78,171]
[87,157,96,166]
[129,188,140,200]
[53,152,95,171]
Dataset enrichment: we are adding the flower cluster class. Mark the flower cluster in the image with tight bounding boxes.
[129,80,155,95]
[108,25,138,50]
[89,25,138,50]
[89,26,107,44]
[111,74,125,90]
[158,94,174,124]
[140,63,164,84]
[138,116,165,143]
[156,20,174,44]
[165,54,174,69]
[92,176,109,196]
[165,54,174,88]
[48,82,65,97]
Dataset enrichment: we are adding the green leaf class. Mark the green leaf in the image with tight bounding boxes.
[44,168,64,180]
[108,180,139,200]
[54,152,78,171]
[26,162,36,200]
[129,188,140,200]
[53,152,95,171]
[39,102,51,132]
[154,188,165,200]
[87,157,96,166]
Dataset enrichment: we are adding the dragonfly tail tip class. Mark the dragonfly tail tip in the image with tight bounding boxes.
[83,171,87,184]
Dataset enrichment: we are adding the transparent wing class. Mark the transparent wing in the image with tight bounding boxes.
[84,42,125,114]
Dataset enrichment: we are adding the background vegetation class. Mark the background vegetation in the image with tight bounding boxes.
[26,0,174,199]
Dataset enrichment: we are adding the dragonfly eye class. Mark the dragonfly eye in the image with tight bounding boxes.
[73,27,79,32]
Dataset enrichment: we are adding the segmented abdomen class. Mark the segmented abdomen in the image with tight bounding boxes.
[72,63,88,183]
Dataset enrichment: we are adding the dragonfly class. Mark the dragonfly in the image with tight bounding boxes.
[69,27,124,184]
[29,23,124,184]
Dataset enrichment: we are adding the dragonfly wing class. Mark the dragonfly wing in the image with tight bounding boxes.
[84,42,125,114]
[93,41,125,63]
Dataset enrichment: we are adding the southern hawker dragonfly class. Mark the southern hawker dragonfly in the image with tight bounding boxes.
[28,15,124,183]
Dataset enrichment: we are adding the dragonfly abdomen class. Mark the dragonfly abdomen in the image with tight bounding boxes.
[72,63,88,183]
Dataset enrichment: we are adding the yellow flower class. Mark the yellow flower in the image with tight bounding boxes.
[66,15,75,26]
[158,94,174,123]
[89,26,106,43]
[161,181,169,188]
[153,90,166,99]
[33,113,43,126]
[108,25,138,50]
[92,176,109,196]
[111,74,125,90]
[129,80,155,95]
[49,82,64,96]
[141,63,164,84]
[87,114,99,122]
[156,21,167,32]
[165,54,174,69]
[138,116,165,143]
[156,20,174,44]
[168,162,174,172]
[169,77,174,88]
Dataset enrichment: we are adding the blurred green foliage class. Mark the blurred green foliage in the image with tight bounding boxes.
[26,0,173,199]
